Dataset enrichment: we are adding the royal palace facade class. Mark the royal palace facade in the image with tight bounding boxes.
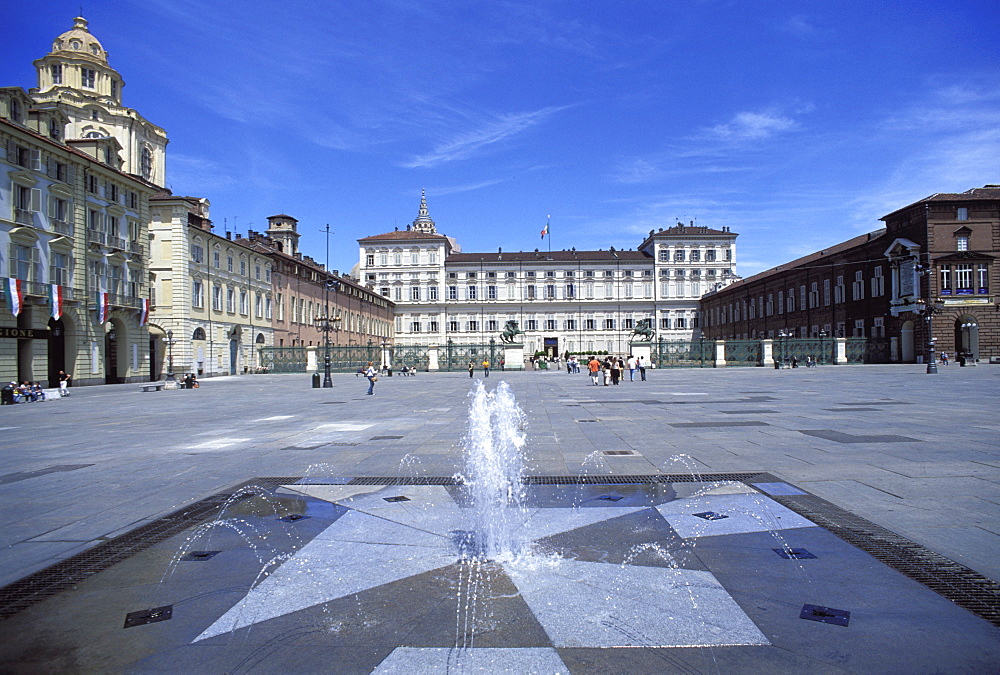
[358,192,740,357]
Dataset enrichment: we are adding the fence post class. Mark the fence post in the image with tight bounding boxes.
[306,345,318,373]
[835,337,848,364]
[714,340,727,367]
[761,339,775,367]
[427,345,439,371]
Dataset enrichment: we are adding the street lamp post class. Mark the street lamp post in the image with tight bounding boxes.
[818,329,828,365]
[165,330,176,381]
[960,320,978,366]
[924,304,940,374]
[778,328,792,368]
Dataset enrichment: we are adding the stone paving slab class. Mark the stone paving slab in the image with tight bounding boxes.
[0,364,998,671]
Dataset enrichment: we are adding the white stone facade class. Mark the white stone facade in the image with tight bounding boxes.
[359,196,739,357]
[30,17,169,186]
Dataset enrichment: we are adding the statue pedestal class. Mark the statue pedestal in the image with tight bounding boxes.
[629,341,652,366]
[502,343,525,370]
[306,346,318,373]
[427,345,440,371]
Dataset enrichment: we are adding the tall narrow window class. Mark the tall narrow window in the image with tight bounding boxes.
[81,68,96,88]
[51,64,62,84]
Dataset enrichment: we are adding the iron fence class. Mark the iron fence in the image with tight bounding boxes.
[723,339,762,366]
[846,337,890,364]
[391,345,430,371]
[441,341,501,371]
[653,339,713,368]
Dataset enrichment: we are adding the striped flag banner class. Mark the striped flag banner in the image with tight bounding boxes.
[139,298,149,326]
[96,291,110,324]
[4,278,23,317]
[540,217,550,239]
[49,284,63,321]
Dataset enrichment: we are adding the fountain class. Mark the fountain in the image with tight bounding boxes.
[457,380,529,561]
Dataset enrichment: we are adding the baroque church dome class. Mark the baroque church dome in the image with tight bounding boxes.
[50,17,108,63]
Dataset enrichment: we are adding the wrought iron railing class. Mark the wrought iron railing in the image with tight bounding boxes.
[441,341,501,371]
[52,219,73,236]
[87,229,106,246]
[392,345,430,371]
[653,339,714,368]
[723,339,762,366]
[14,208,33,226]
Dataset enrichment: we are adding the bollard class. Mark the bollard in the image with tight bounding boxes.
[312,373,321,388]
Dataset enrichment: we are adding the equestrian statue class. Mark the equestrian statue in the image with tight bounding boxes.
[500,320,526,343]
[628,318,655,342]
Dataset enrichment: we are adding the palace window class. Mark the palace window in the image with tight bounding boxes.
[192,280,205,308]
[411,286,420,301]
[448,285,457,300]
[585,319,595,330]
[366,254,374,266]
[81,68,95,88]
[428,286,438,300]
[957,207,968,221]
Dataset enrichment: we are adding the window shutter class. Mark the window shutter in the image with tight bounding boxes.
[47,156,56,177]
[48,195,57,218]
[29,149,42,171]
[65,165,75,184]
[6,140,15,162]
[30,188,42,212]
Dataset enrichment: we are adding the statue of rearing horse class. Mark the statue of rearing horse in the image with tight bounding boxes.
[628,318,655,342]
[500,320,526,343]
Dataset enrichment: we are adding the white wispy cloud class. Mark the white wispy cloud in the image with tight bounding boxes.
[431,179,509,196]
[707,110,798,141]
[402,106,568,168]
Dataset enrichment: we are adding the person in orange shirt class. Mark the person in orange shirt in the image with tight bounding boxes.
[588,356,601,385]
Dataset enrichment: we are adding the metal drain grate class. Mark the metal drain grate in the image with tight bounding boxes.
[181,550,221,562]
[0,492,234,620]
[370,436,404,440]
[124,605,173,629]
[800,604,850,627]
[383,496,411,502]
[774,548,816,559]
[603,450,636,456]
[772,493,1000,628]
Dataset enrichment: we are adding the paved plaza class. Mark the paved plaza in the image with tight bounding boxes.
[0,364,998,672]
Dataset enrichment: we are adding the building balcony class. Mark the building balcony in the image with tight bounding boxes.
[129,242,143,257]
[87,229,106,246]
[52,219,73,236]
[108,236,127,251]
[14,208,33,226]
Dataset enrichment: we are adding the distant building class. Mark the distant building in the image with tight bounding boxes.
[148,195,274,377]
[358,192,739,357]
[245,215,394,349]
[700,185,999,363]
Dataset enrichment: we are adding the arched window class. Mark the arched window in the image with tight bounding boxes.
[192,327,206,340]
[140,147,152,180]
[255,333,265,344]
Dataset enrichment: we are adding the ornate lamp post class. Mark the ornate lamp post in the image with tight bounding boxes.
[923,303,941,374]
[164,330,176,381]
[818,329,828,365]
[777,328,792,368]
[960,320,978,366]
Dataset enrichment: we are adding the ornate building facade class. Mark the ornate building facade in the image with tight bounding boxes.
[358,193,739,356]
[148,195,274,377]
[1,91,154,386]
[700,185,999,364]
[29,17,168,186]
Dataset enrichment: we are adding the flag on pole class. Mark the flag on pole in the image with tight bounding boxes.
[4,278,23,317]
[139,298,149,326]
[96,291,110,324]
[49,283,63,321]
[541,216,550,239]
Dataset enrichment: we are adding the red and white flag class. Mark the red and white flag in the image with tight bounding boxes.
[96,291,110,324]
[139,298,149,326]
[49,283,63,321]
[4,278,23,317]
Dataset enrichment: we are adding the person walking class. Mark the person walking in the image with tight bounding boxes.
[627,355,637,381]
[588,356,601,385]
[482,358,490,377]
[940,351,949,366]
[468,360,475,378]
[364,361,378,395]
[610,358,621,385]
[58,370,71,396]
[638,356,646,381]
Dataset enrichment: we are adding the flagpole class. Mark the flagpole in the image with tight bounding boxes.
[548,215,551,254]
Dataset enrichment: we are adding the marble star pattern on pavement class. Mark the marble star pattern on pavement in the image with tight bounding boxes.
[193,483,815,666]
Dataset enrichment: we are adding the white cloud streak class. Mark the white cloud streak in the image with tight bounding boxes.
[402,106,568,168]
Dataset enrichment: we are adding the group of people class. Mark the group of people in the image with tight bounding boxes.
[587,355,647,386]
[1,381,46,404]
[469,359,492,377]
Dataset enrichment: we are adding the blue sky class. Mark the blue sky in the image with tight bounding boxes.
[5,1,999,277]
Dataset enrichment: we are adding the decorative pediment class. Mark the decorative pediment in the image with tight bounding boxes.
[48,235,74,253]
[49,182,73,199]
[8,226,39,245]
[883,237,921,259]
[107,204,125,217]
[8,169,38,188]
[952,226,973,236]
